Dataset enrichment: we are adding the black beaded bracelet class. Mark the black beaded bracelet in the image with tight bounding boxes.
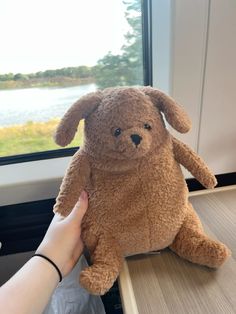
[33,253,62,282]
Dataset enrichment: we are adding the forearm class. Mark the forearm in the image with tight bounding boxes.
[0,256,59,314]
[0,192,88,314]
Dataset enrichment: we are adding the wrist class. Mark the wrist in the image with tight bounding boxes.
[30,255,60,287]
[36,242,67,277]
[33,254,62,282]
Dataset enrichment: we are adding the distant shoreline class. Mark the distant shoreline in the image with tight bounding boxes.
[0,76,95,90]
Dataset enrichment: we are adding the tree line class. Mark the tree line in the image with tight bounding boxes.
[0,66,94,82]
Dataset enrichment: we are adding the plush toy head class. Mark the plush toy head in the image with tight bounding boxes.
[54,86,230,296]
[55,86,191,160]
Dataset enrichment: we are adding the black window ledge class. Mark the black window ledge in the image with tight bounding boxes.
[0,147,79,166]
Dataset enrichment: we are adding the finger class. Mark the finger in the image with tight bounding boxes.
[67,191,88,222]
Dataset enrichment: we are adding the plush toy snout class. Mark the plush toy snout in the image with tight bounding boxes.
[130,134,142,146]
[113,124,154,159]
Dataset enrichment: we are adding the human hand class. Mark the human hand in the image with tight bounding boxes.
[36,191,88,278]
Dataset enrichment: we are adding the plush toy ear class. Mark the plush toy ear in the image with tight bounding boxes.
[54,91,102,147]
[141,86,191,133]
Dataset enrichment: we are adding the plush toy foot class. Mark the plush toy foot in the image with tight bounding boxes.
[171,232,230,268]
[170,203,231,268]
[80,264,118,295]
[81,234,123,295]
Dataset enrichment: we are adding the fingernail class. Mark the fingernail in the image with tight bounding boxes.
[80,191,87,200]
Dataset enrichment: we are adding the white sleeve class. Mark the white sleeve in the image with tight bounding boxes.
[43,255,106,314]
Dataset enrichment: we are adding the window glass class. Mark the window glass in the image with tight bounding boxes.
[0,0,144,157]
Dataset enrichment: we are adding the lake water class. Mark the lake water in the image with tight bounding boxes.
[0,83,97,127]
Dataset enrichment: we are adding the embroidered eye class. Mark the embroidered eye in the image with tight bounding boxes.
[114,128,122,137]
[144,123,151,130]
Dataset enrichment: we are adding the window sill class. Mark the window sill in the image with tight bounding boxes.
[0,156,72,206]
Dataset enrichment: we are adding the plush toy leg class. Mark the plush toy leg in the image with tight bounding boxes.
[80,235,123,295]
[170,203,231,268]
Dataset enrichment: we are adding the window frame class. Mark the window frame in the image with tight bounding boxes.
[0,147,78,166]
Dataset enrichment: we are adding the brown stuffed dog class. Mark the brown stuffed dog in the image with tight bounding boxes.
[53,86,230,295]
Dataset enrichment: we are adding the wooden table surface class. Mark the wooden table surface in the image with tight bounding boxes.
[118,188,236,314]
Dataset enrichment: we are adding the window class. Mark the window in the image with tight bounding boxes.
[0,0,146,161]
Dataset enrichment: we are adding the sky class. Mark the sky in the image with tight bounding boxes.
[0,0,130,74]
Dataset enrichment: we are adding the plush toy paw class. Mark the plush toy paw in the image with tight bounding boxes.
[203,240,231,268]
[203,175,217,189]
[80,265,117,295]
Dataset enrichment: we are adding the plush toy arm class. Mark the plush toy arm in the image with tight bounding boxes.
[53,151,90,216]
[172,137,217,189]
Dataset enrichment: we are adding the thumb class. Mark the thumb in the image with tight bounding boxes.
[67,191,88,222]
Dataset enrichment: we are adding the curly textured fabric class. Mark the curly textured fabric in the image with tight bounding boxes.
[53,86,231,295]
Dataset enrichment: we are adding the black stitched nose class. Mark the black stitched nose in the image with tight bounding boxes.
[130,134,142,146]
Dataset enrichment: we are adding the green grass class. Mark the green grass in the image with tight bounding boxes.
[0,119,84,157]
